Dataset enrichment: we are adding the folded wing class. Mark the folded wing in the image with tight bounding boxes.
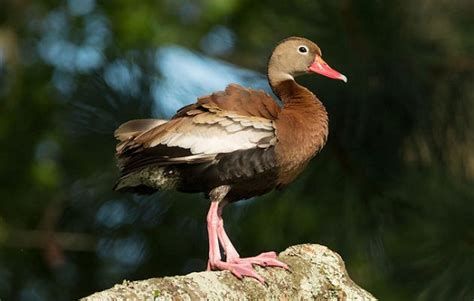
[115,84,281,176]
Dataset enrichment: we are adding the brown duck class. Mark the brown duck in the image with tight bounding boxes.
[113,37,346,282]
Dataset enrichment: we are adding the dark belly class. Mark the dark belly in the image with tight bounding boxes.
[174,147,279,202]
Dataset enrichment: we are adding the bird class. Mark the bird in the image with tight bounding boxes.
[113,37,346,283]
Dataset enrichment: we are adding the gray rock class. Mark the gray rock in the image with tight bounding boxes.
[82,244,376,301]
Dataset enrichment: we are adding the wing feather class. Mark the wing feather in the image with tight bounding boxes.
[115,119,167,141]
[115,84,279,174]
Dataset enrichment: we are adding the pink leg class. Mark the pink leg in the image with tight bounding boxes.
[207,201,265,283]
[216,203,240,262]
[215,202,289,270]
[205,186,289,283]
[207,201,221,266]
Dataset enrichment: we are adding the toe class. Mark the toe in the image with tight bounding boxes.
[210,261,266,283]
[239,256,290,270]
[258,251,278,258]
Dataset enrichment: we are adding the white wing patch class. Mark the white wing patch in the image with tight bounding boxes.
[148,111,276,155]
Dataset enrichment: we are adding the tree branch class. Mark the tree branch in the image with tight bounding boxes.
[82,244,376,300]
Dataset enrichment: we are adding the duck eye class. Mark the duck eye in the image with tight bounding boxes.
[298,46,308,54]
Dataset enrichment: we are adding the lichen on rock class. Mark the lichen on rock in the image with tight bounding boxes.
[82,244,376,301]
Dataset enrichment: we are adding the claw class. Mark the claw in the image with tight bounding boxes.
[208,252,290,284]
[238,252,290,270]
[210,260,266,283]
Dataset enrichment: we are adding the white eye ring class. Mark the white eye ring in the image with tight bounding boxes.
[297,45,309,55]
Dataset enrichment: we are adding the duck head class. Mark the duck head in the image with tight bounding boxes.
[268,37,347,84]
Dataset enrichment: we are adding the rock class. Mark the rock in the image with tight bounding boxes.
[82,244,376,300]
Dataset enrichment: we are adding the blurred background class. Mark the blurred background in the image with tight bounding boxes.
[1,0,473,300]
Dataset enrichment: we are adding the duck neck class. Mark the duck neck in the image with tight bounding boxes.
[269,78,330,183]
[270,78,324,110]
[270,78,329,146]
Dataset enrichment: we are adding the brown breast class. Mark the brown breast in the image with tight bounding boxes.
[273,80,329,187]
